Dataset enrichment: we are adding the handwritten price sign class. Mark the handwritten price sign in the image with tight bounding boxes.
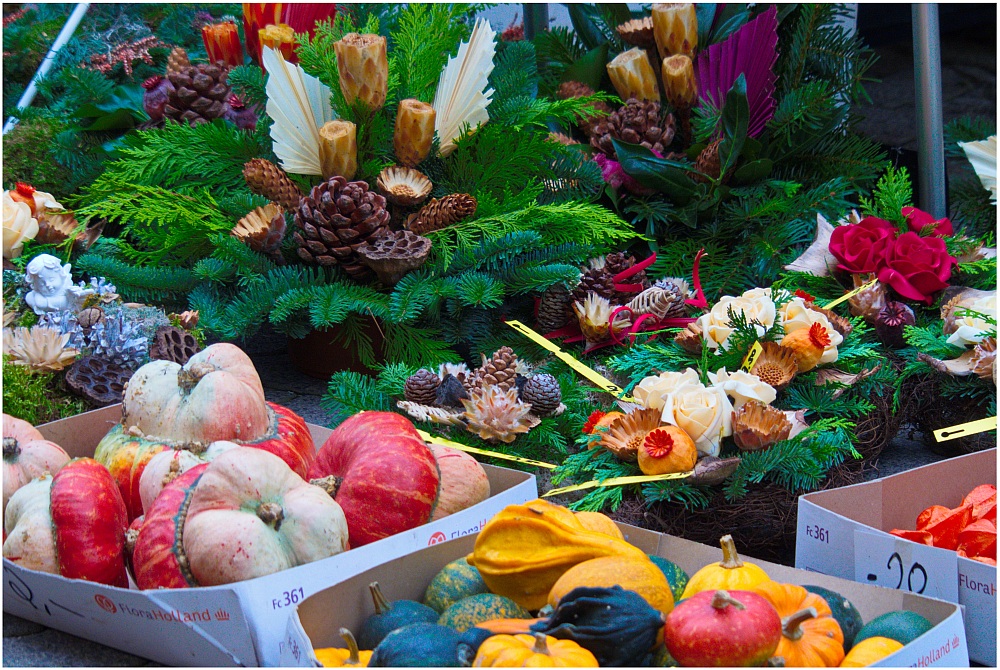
[853,529,958,601]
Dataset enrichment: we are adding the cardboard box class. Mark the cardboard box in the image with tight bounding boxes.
[796,449,996,665]
[3,405,537,666]
[282,524,969,668]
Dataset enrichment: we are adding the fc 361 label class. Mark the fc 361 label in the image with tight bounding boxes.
[272,587,304,609]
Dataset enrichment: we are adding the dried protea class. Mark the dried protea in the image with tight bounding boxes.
[674,321,704,354]
[847,274,887,323]
[376,166,432,207]
[874,302,916,350]
[606,47,660,103]
[573,293,630,347]
[805,302,854,337]
[781,322,831,373]
[652,2,698,59]
[599,408,662,461]
[750,341,798,391]
[732,400,792,451]
[616,17,656,47]
[3,326,79,372]
[461,385,536,443]
[970,337,997,382]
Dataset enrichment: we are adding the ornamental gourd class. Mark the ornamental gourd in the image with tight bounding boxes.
[136,441,238,516]
[131,447,348,589]
[428,444,490,521]
[358,582,440,649]
[308,412,440,547]
[95,344,315,521]
[547,555,675,616]
[751,581,845,667]
[474,633,598,667]
[3,414,70,518]
[839,637,904,667]
[3,458,128,586]
[314,628,373,667]
[680,534,770,599]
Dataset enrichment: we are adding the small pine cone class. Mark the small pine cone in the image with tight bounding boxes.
[520,373,562,416]
[473,346,519,392]
[243,159,305,211]
[555,81,612,137]
[65,356,132,406]
[605,252,647,302]
[164,61,231,126]
[674,321,703,353]
[232,203,287,261]
[692,139,722,183]
[591,98,675,159]
[149,326,200,365]
[404,369,441,405]
[406,194,477,235]
[571,266,616,306]
[166,46,190,77]
[537,285,573,333]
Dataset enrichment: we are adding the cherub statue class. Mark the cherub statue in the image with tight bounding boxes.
[24,254,94,314]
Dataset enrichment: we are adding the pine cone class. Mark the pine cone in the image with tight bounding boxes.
[521,373,562,416]
[692,138,722,183]
[591,98,675,159]
[605,252,648,302]
[556,81,612,137]
[149,326,200,365]
[406,194,477,235]
[571,266,616,307]
[243,159,304,210]
[404,369,441,405]
[674,321,703,354]
[65,356,132,407]
[473,347,519,392]
[293,175,390,279]
[164,61,231,126]
[166,46,190,77]
[232,203,287,261]
[537,285,573,333]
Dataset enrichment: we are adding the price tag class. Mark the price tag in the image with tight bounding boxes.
[824,278,878,309]
[741,341,763,372]
[853,528,958,601]
[417,429,557,469]
[542,471,692,497]
[934,416,997,442]
[506,320,636,402]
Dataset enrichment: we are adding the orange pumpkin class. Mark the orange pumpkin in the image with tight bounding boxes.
[475,618,548,636]
[752,581,844,667]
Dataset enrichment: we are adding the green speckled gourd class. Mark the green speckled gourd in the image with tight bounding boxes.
[854,610,933,647]
[424,557,489,613]
[358,582,440,649]
[651,644,680,667]
[438,593,532,632]
[649,555,689,603]
[804,585,865,651]
[369,623,467,667]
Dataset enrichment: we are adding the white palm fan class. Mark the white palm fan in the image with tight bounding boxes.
[432,18,498,157]
[959,135,997,204]
[263,46,337,176]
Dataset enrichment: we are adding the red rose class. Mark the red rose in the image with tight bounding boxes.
[829,217,897,273]
[903,206,954,237]
[877,232,958,304]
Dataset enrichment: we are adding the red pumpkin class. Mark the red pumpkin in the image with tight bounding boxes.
[132,447,349,589]
[308,412,440,546]
[429,443,490,521]
[3,414,71,518]
[665,589,782,667]
[95,344,315,521]
[3,458,128,586]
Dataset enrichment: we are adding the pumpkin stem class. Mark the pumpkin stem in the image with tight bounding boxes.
[710,590,746,611]
[177,361,216,391]
[718,534,745,569]
[531,632,551,656]
[338,628,362,666]
[256,502,284,531]
[781,607,817,641]
[310,475,342,498]
[369,582,391,615]
[3,437,19,460]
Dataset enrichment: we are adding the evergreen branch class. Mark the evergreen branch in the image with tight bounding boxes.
[74,254,199,302]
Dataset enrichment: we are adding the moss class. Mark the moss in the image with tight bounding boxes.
[1,118,76,197]
[2,357,89,425]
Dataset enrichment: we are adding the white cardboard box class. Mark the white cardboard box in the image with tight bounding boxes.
[796,449,996,665]
[3,405,537,666]
[282,523,970,667]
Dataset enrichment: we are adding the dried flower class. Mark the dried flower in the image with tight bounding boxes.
[87,36,162,77]
[709,368,777,409]
[732,401,791,451]
[600,408,662,461]
[663,385,733,457]
[3,326,79,372]
[461,385,536,443]
[750,342,798,391]
[202,21,244,67]
[632,368,703,411]
[779,297,844,364]
[3,191,38,260]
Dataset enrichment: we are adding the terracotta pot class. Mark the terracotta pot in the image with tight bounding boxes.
[287,323,386,379]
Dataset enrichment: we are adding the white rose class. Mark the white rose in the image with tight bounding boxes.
[778,297,844,364]
[3,192,38,260]
[663,386,733,457]
[696,288,777,350]
[709,367,777,408]
[633,368,703,411]
[946,294,997,347]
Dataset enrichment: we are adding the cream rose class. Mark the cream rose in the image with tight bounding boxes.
[3,192,38,260]
[696,288,777,350]
[663,385,733,457]
[778,297,844,364]
[632,368,703,411]
[946,293,997,347]
[709,367,777,408]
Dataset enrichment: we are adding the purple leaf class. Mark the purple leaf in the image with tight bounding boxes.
[696,5,779,138]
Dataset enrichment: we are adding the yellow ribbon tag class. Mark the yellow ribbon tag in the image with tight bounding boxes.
[505,320,636,402]
[824,278,878,309]
[741,341,763,372]
[542,471,693,497]
[416,429,557,469]
[933,417,997,442]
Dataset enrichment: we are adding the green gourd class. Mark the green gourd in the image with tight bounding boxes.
[804,585,865,650]
[649,555,690,603]
[854,610,934,646]
[358,582,440,650]
[423,557,489,613]
[438,593,532,632]
[369,623,466,667]
[531,585,665,667]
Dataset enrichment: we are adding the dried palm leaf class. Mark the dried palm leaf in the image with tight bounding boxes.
[432,18,497,157]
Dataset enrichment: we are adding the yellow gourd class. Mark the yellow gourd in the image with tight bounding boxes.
[473,633,599,667]
[574,511,625,539]
[839,637,903,667]
[681,534,770,599]
[314,629,373,667]
[548,555,675,616]
[468,499,648,610]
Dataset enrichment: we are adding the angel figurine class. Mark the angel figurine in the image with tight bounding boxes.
[24,254,94,314]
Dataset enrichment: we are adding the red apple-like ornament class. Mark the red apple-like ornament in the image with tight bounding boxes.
[665,589,782,667]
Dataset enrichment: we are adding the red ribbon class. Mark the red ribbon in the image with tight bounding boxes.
[685,248,709,309]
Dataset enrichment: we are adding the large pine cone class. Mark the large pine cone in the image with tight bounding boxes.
[556,80,612,136]
[571,266,616,307]
[591,98,675,159]
[243,159,304,211]
[537,285,573,333]
[293,176,390,279]
[692,138,722,183]
[164,61,231,126]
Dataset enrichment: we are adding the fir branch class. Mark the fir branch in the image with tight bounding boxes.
[858,165,913,228]
[228,64,268,109]
[74,254,199,302]
[390,3,475,103]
